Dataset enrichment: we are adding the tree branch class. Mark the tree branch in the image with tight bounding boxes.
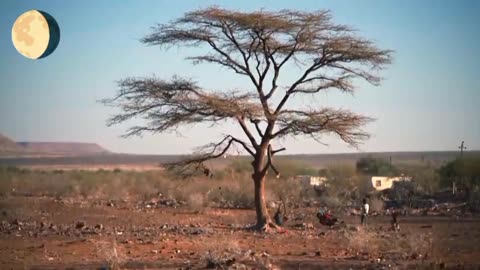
[272,147,286,155]
[262,144,280,177]
[165,134,254,171]
[238,117,259,149]
[250,119,264,138]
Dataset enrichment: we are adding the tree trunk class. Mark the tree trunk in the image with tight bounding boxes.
[253,173,270,229]
[251,142,279,231]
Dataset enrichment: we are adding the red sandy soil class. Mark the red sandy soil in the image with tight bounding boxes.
[1,196,479,269]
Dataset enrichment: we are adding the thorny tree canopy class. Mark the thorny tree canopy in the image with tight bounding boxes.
[103,7,392,170]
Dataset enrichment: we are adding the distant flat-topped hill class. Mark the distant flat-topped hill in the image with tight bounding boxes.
[16,142,109,155]
[0,133,110,157]
[0,133,24,154]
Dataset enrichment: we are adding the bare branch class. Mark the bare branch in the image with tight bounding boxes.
[238,117,259,148]
[262,144,280,177]
[230,136,255,156]
[272,147,286,155]
[291,74,355,94]
[250,118,264,138]
[165,134,254,170]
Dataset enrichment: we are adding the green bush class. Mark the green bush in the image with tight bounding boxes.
[356,156,398,176]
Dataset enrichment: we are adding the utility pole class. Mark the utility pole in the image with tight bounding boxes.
[458,141,467,156]
[453,140,467,195]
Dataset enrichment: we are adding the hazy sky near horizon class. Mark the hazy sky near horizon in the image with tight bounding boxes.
[0,0,479,154]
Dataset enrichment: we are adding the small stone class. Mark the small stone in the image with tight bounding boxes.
[151,249,159,254]
[315,251,321,256]
[95,224,104,230]
[75,221,86,229]
[12,219,23,226]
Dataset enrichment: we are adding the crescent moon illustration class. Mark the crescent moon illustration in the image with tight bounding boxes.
[11,10,60,60]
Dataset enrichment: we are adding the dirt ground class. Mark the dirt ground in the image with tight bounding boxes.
[1,196,480,270]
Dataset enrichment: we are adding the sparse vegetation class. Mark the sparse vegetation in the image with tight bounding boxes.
[0,159,479,268]
[0,164,299,210]
[439,156,480,198]
[356,156,399,176]
[343,228,433,259]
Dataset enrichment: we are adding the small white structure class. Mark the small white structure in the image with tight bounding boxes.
[371,176,412,191]
[294,175,328,186]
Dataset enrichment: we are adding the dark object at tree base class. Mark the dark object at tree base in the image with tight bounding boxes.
[274,211,283,226]
[317,212,338,227]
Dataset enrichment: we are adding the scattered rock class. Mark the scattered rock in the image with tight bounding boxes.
[295,223,314,230]
[49,224,58,231]
[94,223,103,230]
[189,227,210,235]
[75,221,86,229]
[12,219,23,226]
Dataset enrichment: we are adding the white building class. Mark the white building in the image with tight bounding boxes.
[371,176,412,191]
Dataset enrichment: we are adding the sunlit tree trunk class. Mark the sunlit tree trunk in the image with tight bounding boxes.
[252,142,279,230]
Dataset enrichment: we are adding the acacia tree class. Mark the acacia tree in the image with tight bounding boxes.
[103,7,392,231]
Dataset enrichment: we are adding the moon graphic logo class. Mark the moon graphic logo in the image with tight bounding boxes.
[11,10,60,60]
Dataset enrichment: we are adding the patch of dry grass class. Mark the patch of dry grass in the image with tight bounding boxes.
[93,239,125,270]
[343,227,433,259]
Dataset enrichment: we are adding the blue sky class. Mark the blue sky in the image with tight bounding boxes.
[0,0,479,154]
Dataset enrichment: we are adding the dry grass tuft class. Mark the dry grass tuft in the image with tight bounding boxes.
[94,239,125,270]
